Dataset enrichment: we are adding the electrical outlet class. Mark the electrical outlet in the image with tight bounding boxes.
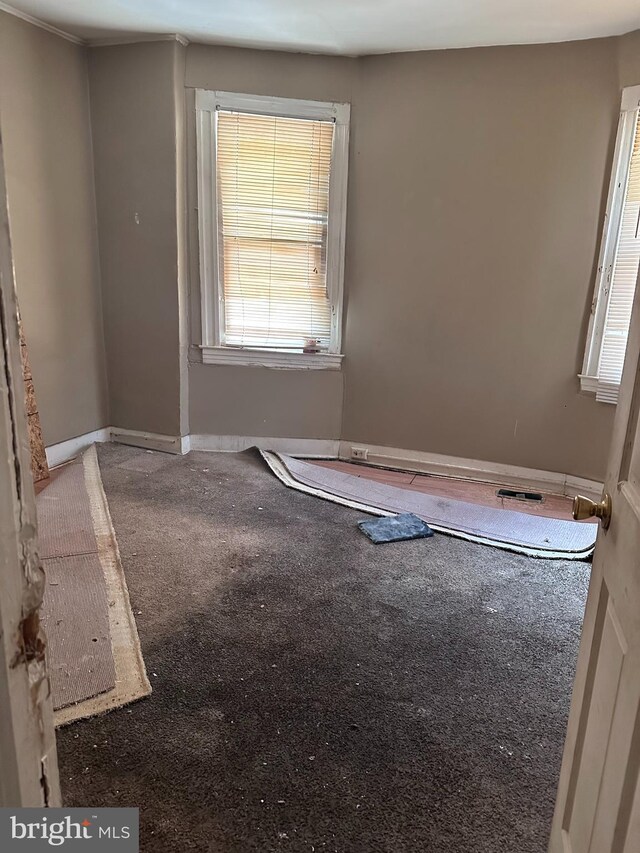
[351,447,368,461]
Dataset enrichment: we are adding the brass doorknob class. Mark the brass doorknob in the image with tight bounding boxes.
[572,493,612,529]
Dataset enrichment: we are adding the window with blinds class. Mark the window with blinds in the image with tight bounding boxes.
[582,86,640,404]
[196,91,349,368]
[596,111,640,400]
[216,110,334,351]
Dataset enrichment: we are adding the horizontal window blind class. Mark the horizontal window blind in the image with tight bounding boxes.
[597,110,640,402]
[216,110,335,351]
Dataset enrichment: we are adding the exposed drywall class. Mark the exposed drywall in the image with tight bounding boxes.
[342,39,620,481]
[88,41,184,437]
[0,11,108,447]
[185,44,356,441]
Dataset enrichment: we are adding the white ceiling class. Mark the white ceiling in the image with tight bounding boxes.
[4,0,640,56]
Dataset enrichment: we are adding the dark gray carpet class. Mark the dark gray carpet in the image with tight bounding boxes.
[56,444,589,853]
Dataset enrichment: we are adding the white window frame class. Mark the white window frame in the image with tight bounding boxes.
[580,84,640,403]
[195,89,350,370]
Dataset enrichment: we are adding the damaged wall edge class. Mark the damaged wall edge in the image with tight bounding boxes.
[0,128,60,808]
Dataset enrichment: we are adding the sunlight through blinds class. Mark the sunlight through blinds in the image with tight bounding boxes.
[216,110,335,351]
[597,111,640,402]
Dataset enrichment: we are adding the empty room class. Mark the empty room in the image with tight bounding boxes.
[1,1,640,851]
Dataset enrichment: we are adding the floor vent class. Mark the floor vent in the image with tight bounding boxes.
[497,488,544,503]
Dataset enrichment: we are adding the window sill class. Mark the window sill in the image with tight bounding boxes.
[200,346,344,370]
[579,374,619,404]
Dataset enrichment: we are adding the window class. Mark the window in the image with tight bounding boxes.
[581,85,640,403]
[195,90,350,369]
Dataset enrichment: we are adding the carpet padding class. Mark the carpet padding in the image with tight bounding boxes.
[42,554,115,709]
[57,445,589,852]
[39,457,116,710]
[264,452,597,558]
[37,461,98,559]
[38,448,150,724]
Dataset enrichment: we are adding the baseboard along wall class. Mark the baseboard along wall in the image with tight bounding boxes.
[338,441,603,500]
[45,429,602,500]
[45,428,112,469]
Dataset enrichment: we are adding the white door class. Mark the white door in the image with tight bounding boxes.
[549,271,640,851]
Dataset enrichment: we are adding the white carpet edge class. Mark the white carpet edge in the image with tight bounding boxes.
[260,450,594,561]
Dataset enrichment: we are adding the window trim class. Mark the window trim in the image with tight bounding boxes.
[195,89,350,369]
[580,84,640,404]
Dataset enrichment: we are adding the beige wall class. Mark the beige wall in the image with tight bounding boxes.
[0,11,108,446]
[185,44,356,439]
[1,15,634,477]
[619,29,640,89]
[18,25,631,479]
[343,39,620,480]
[88,41,184,437]
[182,39,622,478]
[189,363,343,439]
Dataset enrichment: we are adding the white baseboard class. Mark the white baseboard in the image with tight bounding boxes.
[565,475,604,502]
[46,427,187,466]
[45,428,111,468]
[45,429,602,501]
[110,428,185,455]
[189,434,340,458]
[338,440,603,500]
